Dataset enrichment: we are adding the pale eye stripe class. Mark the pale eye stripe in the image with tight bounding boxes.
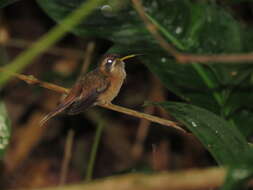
[110,61,116,72]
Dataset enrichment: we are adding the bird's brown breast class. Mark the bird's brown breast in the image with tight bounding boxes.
[97,69,126,104]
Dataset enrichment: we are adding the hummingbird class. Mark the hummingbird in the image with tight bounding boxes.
[40,53,138,126]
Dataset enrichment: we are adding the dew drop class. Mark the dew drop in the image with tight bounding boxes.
[191,121,197,128]
[232,169,249,180]
[100,5,114,17]
[151,1,158,9]
[161,57,167,63]
[175,27,182,34]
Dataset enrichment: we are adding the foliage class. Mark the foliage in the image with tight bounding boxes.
[155,102,250,165]
[2,0,253,189]
[0,102,11,158]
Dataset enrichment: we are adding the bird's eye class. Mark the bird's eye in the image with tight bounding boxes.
[104,58,114,72]
[107,59,113,64]
[106,58,114,67]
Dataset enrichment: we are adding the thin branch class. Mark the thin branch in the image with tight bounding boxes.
[80,41,95,74]
[31,167,226,190]
[131,0,253,64]
[101,103,184,132]
[2,38,84,58]
[0,68,69,94]
[131,0,181,61]
[178,53,253,64]
[132,75,168,160]
[1,68,185,132]
[85,122,104,181]
[59,130,75,185]
[132,105,153,159]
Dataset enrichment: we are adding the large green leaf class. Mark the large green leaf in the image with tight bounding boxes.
[0,102,11,158]
[156,101,251,165]
[157,101,253,189]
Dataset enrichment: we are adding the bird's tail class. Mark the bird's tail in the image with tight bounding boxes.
[40,98,75,127]
[40,82,83,126]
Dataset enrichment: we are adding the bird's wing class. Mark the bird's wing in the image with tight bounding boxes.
[67,72,109,115]
[40,70,110,126]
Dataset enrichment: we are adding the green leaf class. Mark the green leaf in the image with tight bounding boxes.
[222,166,253,190]
[0,0,20,8]
[0,101,11,158]
[156,101,251,165]
[36,0,193,45]
[142,55,221,111]
[221,145,253,190]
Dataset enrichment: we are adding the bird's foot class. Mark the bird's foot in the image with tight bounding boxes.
[97,100,112,106]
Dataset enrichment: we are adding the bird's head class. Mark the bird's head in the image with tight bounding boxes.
[99,54,138,76]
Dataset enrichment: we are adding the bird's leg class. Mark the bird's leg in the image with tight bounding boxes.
[96,100,111,106]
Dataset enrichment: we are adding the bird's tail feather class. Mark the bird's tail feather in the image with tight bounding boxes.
[40,97,75,126]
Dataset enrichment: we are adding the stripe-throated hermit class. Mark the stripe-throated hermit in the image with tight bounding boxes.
[40,54,138,126]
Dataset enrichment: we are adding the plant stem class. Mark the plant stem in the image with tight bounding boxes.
[59,130,75,185]
[0,0,105,86]
[85,122,104,181]
[145,13,186,50]
[191,63,223,107]
[30,167,226,190]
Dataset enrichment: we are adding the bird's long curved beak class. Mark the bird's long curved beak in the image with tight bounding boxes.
[120,54,142,61]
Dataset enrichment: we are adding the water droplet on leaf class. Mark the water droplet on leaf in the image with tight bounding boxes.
[191,121,197,127]
[232,169,250,180]
[175,27,182,34]
[161,57,167,63]
[100,5,114,17]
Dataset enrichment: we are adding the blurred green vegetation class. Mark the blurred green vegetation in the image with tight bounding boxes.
[2,0,253,189]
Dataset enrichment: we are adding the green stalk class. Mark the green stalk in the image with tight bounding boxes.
[85,122,104,182]
[145,13,186,50]
[146,12,226,112]
[0,0,106,86]
[191,63,223,106]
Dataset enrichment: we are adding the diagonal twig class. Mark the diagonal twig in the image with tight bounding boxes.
[131,0,181,61]
[30,167,226,190]
[1,68,185,132]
